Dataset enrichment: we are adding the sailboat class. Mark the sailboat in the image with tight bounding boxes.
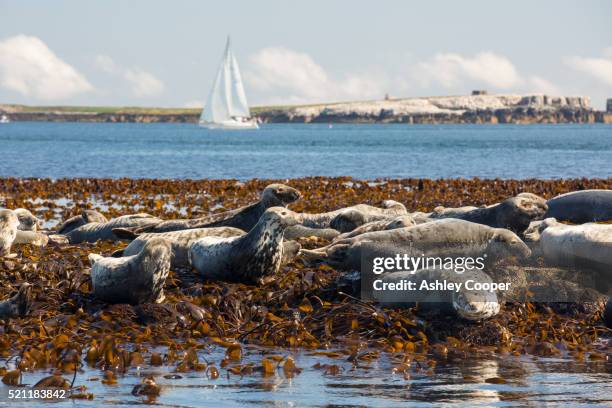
[0,114,9,124]
[199,37,259,130]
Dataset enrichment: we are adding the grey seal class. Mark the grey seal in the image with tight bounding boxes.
[133,184,301,234]
[334,215,417,241]
[0,209,19,256]
[57,209,108,234]
[13,208,43,231]
[527,218,612,273]
[545,189,612,223]
[114,226,245,268]
[14,230,49,247]
[297,200,407,230]
[430,194,547,234]
[189,207,299,283]
[301,219,531,271]
[65,213,162,243]
[374,268,500,321]
[0,284,32,319]
[89,237,172,305]
[114,226,301,269]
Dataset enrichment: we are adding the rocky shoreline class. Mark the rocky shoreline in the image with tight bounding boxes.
[2,94,612,124]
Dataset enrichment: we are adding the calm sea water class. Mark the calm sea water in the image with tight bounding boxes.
[0,122,611,179]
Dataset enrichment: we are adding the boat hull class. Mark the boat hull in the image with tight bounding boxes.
[199,120,259,130]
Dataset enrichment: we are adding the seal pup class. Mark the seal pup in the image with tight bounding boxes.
[0,209,19,257]
[334,215,417,241]
[57,209,108,235]
[65,213,162,244]
[89,237,172,305]
[545,189,612,223]
[0,284,33,319]
[301,219,531,271]
[429,194,547,234]
[530,218,612,273]
[133,184,301,234]
[297,200,408,230]
[115,226,245,269]
[375,268,500,321]
[13,209,43,231]
[189,207,299,283]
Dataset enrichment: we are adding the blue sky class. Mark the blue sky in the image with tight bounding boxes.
[0,0,611,108]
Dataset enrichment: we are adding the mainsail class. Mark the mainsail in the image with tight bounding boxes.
[200,37,251,124]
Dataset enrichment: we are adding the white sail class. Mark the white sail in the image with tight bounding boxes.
[200,37,256,129]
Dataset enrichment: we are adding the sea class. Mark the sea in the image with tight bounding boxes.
[0,122,611,179]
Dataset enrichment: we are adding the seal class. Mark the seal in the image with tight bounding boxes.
[284,225,341,240]
[430,194,547,234]
[0,284,32,319]
[116,226,245,269]
[545,189,612,223]
[334,215,417,241]
[133,184,301,234]
[0,209,19,257]
[113,226,301,268]
[374,268,500,321]
[301,219,531,271]
[57,210,108,235]
[14,230,49,247]
[65,213,162,243]
[89,237,172,305]
[13,208,43,231]
[189,207,299,283]
[530,218,612,273]
[298,200,408,230]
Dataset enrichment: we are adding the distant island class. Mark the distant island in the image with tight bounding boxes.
[2,92,611,124]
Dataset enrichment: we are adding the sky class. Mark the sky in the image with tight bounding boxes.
[0,0,611,109]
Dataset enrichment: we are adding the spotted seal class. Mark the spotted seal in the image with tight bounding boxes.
[189,207,299,283]
[65,213,162,243]
[301,219,531,271]
[375,268,500,321]
[57,209,108,234]
[297,200,407,230]
[133,184,301,234]
[0,284,32,319]
[89,237,172,304]
[545,189,612,223]
[429,194,547,234]
[0,209,19,256]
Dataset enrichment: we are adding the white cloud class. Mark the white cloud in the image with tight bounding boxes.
[565,50,612,86]
[414,52,523,89]
[245,47,387,103]
[94,54,118,74]
[124,68,164,97]
[0,35,92,100]
[94,54,164,97]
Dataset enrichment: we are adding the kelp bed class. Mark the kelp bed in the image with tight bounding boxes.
[0,177,610,402]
